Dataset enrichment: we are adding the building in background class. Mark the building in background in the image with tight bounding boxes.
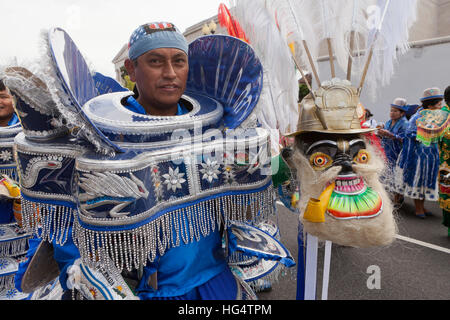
[111,0,450,122]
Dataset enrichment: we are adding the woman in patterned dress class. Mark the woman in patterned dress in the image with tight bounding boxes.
[378,98,409,205]
[394,88,444,218]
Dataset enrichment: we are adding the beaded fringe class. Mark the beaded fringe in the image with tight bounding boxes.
[0,274,15,292]
[0,238,28,257]
[0,168,18,181]
[249,264,286,292]
[20,197,74,246]
[75,185,275,271]
[227,221,287,293]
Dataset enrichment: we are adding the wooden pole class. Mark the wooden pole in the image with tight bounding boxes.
[346,30,355,81]
[358,41,375,90]
[292,57,314,97]
[291,53,328,130]
[302,40,321,88]
[327,38,335,78]
[359,0,391,92]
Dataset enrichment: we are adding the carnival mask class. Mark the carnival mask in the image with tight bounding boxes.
[291,132,396,248]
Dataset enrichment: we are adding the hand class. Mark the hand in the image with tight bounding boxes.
[377,129,391,138]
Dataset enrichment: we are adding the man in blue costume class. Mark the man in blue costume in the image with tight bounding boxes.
[0,80,19,128]
[0,80,19,224]
[0,79,29,300]
[7,23,290,300]
[117,22,244,300]
[2,71,80,300]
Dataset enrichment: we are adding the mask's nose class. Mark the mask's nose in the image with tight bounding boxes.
[334,152,353,175]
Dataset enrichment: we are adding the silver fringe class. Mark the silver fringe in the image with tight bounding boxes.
[0,237,28,257]
[20,197,74,246]
[0,275,15,292]
[248,264,287,293]
[75,185,275,272]
[0,168,18,182]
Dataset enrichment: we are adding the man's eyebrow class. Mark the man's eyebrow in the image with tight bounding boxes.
[172,52,188,59]
[144,52,187,60]
[145,52,166,59]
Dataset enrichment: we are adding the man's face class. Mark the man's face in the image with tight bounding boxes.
[0,89,14,123]
[126,48,188,113]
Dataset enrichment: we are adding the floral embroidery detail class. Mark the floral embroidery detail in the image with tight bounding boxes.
[223,165,236,185]
[113,286,127,298]
[89,287,98,299]
[151,165,164,201]
[162,166,186,192]
[0,258,8,270]
[0,150,12,162]
[200,159,221,183]
[5,288,18,299]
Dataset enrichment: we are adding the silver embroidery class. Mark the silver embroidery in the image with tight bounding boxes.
[199,159,221,183]
[162,167,186,192]
[21,156,63,188]
[79,172,149,218]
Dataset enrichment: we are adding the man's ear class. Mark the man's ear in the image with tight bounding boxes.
[124,58,136,82]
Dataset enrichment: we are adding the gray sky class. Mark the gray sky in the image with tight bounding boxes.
[1,0,227,77]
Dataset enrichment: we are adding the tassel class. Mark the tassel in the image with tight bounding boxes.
[20,197,74,246]
[75,185,275,271]
[0,274,16,291]
[0,237,28,257]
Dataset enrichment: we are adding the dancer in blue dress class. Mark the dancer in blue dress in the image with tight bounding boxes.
[378,98,409,204]
[394,88,444,218]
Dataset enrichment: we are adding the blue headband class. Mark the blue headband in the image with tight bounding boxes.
[128,22,188,61]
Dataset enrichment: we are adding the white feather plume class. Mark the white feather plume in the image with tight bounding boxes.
[264,0,321,78]
[231,0,300,154]
[364,0,418,98]
[234,0,417,103]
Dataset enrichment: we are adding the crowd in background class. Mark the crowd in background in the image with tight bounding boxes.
[364,86,450,237]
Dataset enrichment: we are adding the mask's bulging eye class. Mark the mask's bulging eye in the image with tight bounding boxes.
[354,149,370,164]
[310,152,332,170]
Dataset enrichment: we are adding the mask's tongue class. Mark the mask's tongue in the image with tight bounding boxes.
[303,180,383,222]
[327,186,382,219]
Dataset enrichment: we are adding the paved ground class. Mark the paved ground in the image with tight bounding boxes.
[257,198,450,300]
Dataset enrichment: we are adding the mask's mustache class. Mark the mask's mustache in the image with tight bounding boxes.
[352,162,383,177]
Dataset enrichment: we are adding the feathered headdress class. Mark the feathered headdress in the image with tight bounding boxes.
[225,1,300,155]
[230,0,418,134]
[218,3,249,42]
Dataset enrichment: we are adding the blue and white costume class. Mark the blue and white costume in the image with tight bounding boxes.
[382,115,409,167]
[0,110,32,300]
[380,107,409,192]
[4,25,294,300]
[394,108,440,200]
